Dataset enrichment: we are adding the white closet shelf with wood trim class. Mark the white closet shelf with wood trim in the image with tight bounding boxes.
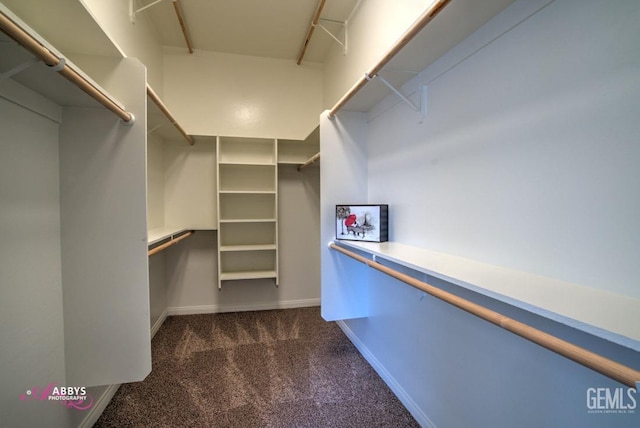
[0,8,131,121]
[146,84,193,145]
[148,226,190,246]
[329,0,516,117]
[148,229,194,256]
[330,242,640,389]
[332,240,640,351]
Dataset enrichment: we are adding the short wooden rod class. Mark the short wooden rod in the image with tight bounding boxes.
[329,243,640,389]
[298,152,320,171]
[328,0,451,117]
[148,231,193,257]
[146,84,194,145]
[297,0,327,65]
[172,0,194,54]
[0,11,134,123]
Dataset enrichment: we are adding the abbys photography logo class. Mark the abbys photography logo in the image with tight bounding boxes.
[20,383,93,410]
[586,387,636,414]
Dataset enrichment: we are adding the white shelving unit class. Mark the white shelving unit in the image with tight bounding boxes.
[216,136,278,288]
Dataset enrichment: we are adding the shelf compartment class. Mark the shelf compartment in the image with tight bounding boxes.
[220,250,277,277]
[219,193,275,220]
[278,139,320,164]
[219,222,276,247]
[218,137,276,164]
[219,164,276,192]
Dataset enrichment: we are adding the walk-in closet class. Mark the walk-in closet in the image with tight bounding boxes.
[1,0,638,427]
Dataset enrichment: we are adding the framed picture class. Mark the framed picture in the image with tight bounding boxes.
[336,205,388,242]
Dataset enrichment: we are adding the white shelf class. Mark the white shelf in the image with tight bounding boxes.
[220,244,276,252]
[147,226,189,246]
[219,218,276,223]
[0,4,122,110]
[335,240,640,350]
[220,270,278,281]
[218,161,275,166]
[218,190,276,194]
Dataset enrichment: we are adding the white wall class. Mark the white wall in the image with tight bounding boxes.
[322,0,640,426]
[367,0,640,298]
[0,85,71,428]
[163,138,217,229]
[163,48,323,139]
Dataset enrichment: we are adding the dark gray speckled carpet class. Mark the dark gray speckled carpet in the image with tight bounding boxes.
[95,307,418,427]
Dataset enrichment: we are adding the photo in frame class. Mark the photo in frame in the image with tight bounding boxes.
[336,205,388,242]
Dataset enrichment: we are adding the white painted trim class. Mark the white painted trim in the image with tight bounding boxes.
[167,298,320,316]
[77,383,120,428]
[150,308,168,338]
[336,320,437,428]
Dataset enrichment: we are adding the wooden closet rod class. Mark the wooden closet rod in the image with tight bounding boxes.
[297,0,327,65]
[172,0,193,54]
[328,0,451,118]
[298,152,320,171]
[146,84,194,145]
[329,243,640,389]
[148,231,193,256]
[0,11,134,123]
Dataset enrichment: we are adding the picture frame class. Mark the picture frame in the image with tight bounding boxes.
[336,204,388,242]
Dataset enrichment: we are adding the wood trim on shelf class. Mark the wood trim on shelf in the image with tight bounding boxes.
[329,242,640,389]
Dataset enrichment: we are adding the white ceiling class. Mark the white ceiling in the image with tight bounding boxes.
[141,0,360,63]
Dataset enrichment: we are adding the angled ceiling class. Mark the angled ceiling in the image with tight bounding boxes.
[140,0,359,63]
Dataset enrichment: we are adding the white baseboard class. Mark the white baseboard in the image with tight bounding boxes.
[167,298,321,316]
[151,308,168,338]
[78,383,120,428]
[336,320,437,428]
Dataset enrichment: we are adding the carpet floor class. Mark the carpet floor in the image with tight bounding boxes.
[95,307,419,427]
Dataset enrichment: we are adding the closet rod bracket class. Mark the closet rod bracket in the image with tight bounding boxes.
[314,18,347,55]
[130,0,173,24]
[373,73,427,123]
